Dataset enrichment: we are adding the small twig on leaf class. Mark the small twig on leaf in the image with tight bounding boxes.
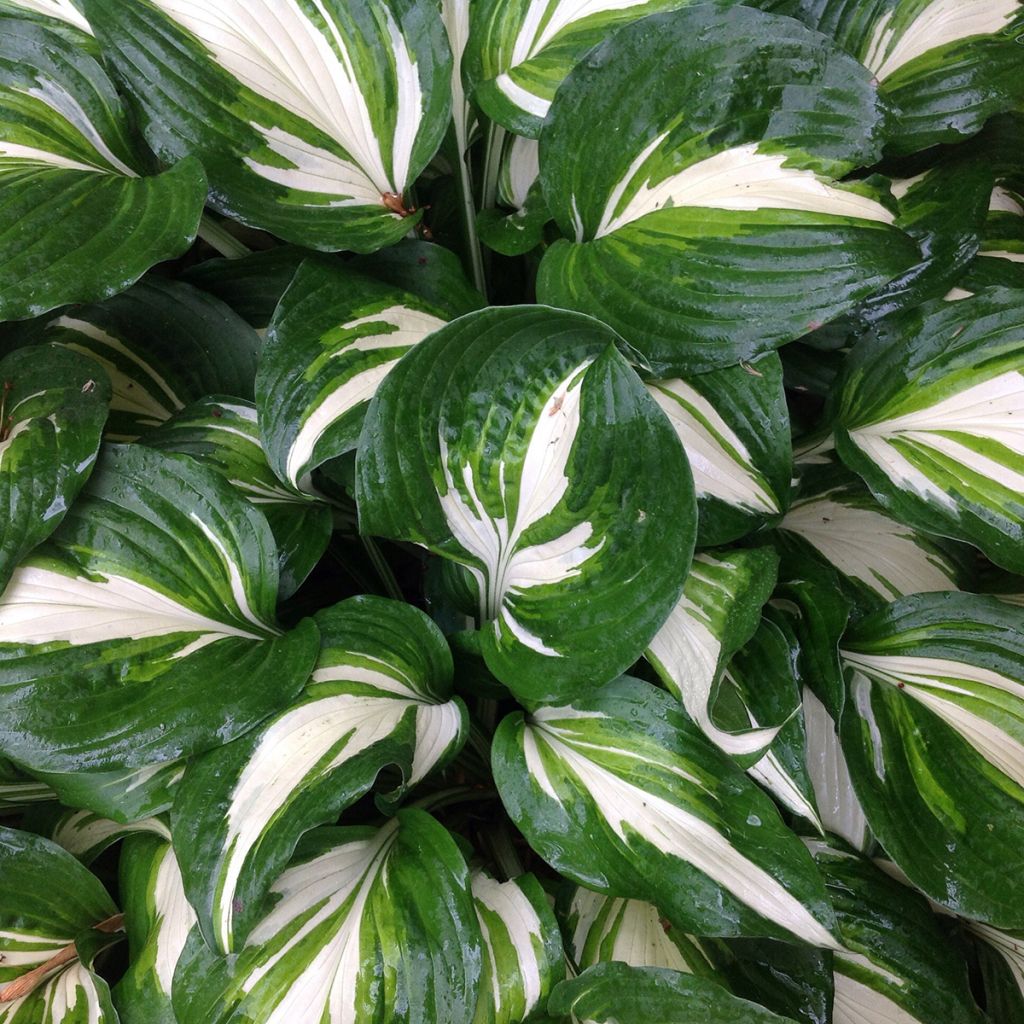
[0,914,124,1003]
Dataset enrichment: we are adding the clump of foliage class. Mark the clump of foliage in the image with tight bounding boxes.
[1,1,1023,1022]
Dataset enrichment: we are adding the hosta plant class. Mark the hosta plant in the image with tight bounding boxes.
[0,1,1022,1023]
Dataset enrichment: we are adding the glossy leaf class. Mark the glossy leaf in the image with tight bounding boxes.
[536,3,917,375]
[115,836,196,1024]
[645,548,780,757]
[647,355,791,546]
[0,826,120,1024]
[548,963,794,1023]
[9,278,261,441]
[357,305,695,702]
[559,886,718,978]
[32,759,185,825]
[471,870,562,1024]
[810,837,986,1023]
[0,758,54,810]
[0,344,109,594]
[0,443,319,774]
[144,397,332,599]
[722,620,823,830]
[23,805,169,865]
[802,686,870,850]
[839,592,1024,926]
[492,676,840,946]
[834,288,1024,573]
[0,16,205,321]
[0,1,92,34]
[969,921,1024,1024]
[778,458,967,613]
[258,260,452,489]
[761,0,1024,155]
[465,0,700,136]
[173,596,467,953]
[84,0,452,252]
[173,812,482,1024]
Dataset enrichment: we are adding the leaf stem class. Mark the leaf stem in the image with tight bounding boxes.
[410,785,497,813]
[0,914,124,1003]
[449,126,487,295]
[486,818,524,880]
[360,535,403,602]
[197,213,251,259]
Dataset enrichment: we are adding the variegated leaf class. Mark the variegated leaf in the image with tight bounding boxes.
[719,620,823,830]
[0,0,91,34]
[802,686,870,851]
[84,0,452,253]
[760,0,1024,155]
[173,596,466,953]
[0,16,204,320]
[477,133,551,256]
[357,305,694,702]
[559,887,717,978]
[0,443,319,774]
[115,836,196,1024]
[173,812,482,1024]
[548,963,793,1023]
[258,261,454,490]
[0,758,54,811]
[536,3,917,375]
[646,355,791,545]
[145,397,332,599]
[0,344,109,594]
[810,837,986,1024]
[32,759,185,825]
[0,826,121,1024]
[466,0,701,137]
[23,805,169,865]
[492,676,840,946]
[839,592,1024,926]
[9,278,261,442]
[834,288,1024,573]
[645,548,780,757]
[471,870,562,1024]
[779,459,967,612]
[853,148,994,322]
[969,921,1024,1024]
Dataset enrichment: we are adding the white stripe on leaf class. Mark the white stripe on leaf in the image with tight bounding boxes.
[53,316,184,427]
[803,687,871,851]
[780,494,960,600]
[649,380,779,514]
[864,0,1020,82]
[847,370,1024,512]
[495,0,651,120]
[151,844,197,994]
[525,708,840,948]
[151,0,422,204]
[646,554,780,757]
[472,872,546,1020]
[437,360,602,657]
[284,304,446,487]
[0,565,268,651]
[0,962,107,1024]
[748,750,823,832]
[238,824,398,1024]
[4,0,93,32]
[595,142,894,238]
[841,652,1024,789]
[568,889,698,973]
[967,921,1024,994]
[216,669,461,949]
[831,969,919,1024]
